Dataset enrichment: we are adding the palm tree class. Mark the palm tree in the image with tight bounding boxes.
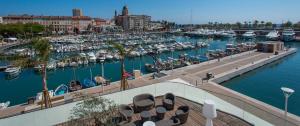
[253,20,259,28]
[260,21,265,29]
[32,38,52,108]
[109,41,135,90]
[0,38,52,108]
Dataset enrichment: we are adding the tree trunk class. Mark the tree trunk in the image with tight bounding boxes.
[41,62,51,108]
[120,58,127,90]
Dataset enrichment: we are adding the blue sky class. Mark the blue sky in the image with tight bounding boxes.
[0,0,299,24]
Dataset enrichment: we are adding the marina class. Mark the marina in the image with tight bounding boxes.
[0,35,257,106]
[0,39,298,125]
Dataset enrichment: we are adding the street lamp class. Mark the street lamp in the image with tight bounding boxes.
[171,48,174,71]
[100,58,105,93]
[281,87,295,123]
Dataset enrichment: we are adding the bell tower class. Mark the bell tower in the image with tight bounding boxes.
[122,5,129,16]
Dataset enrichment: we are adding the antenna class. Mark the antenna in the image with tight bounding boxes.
[190,9,193,25]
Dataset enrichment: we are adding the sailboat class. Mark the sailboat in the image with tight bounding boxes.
[0,101,10,110]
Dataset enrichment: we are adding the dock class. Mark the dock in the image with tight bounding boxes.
[0,48,299,126]
[0,41,30,53]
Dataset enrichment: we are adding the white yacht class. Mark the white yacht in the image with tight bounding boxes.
[87,52,97,63]
[4,67,21,77]
[266,30,280,40]
[47,61,57,70]
[282,29,296,42]
[221,30,236,38]
[242,30,256,39]
[0,101,10,110]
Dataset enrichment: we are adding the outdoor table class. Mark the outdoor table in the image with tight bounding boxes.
[143,121,156,126]
[140,111,151,122]
[175,109,184,115]
[156,106,166,120]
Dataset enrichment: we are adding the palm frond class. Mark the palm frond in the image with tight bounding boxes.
[32,37,51,63]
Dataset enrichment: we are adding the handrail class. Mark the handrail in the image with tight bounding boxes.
[198,84,299,126]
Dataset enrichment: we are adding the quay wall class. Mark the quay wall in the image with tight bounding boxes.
[212,48,297,83]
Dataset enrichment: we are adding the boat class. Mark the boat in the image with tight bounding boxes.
[282,29,296,42]
[94,76,106,85]
[242,30,256,39]
[47,61,57,70]
[87,52,97,63]
[4,67,21,77]
[36,90,54,101]
[221,30,236,38]
[33,65,42,72]
[69,80,82,92]
[57,61,66,68]
[69,61,78,67]
[266,30,280,40]
[0,101,10,110]
[54,84,69,96]
[82,78,96,88]
[145,63,157,72]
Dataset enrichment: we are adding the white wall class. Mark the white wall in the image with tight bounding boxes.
[0,79,273,126]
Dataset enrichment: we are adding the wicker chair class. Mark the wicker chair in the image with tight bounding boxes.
[162,93,175,110]
[175,106,189,124]
[119,104,134,122]
[133,93,155,112]
[155,117,181,126]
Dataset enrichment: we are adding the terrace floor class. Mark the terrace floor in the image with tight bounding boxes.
[127,96,252,126]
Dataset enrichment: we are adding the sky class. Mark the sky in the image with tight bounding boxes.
[0,0,299,24]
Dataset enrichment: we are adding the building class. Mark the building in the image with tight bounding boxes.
[149,21,164,30]
[115,5,151,31]
[2,15,93,34]
[257,41,284,53]
[0,17,3,24]
[72,8,83,17]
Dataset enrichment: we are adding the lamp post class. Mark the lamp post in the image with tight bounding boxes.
[281,87,294,125]
[171,48,174,71]
[100,58,105,93]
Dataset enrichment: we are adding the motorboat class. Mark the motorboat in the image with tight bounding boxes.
[4,67,21,77]
[69,80,82,92]
[69,61,78,67]
[94,76,106,85]
[36,90,54,101]
[33,65,42,72]
[82,78,96,88]
[57,61,66,68]
[47,61,57,70]
[223,30,236,38]
[87,52,97,63]
[0,101,10,110]
[282,29,296,42]
[266,30,280,40]
[242,31,256,39]
[54,84,69,96]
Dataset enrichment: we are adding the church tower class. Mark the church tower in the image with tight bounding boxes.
[122,5,129,16]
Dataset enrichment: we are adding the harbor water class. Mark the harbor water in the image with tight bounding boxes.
[0,36,231,105]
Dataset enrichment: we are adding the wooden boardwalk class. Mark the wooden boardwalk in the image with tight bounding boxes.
[129,97,251,126]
